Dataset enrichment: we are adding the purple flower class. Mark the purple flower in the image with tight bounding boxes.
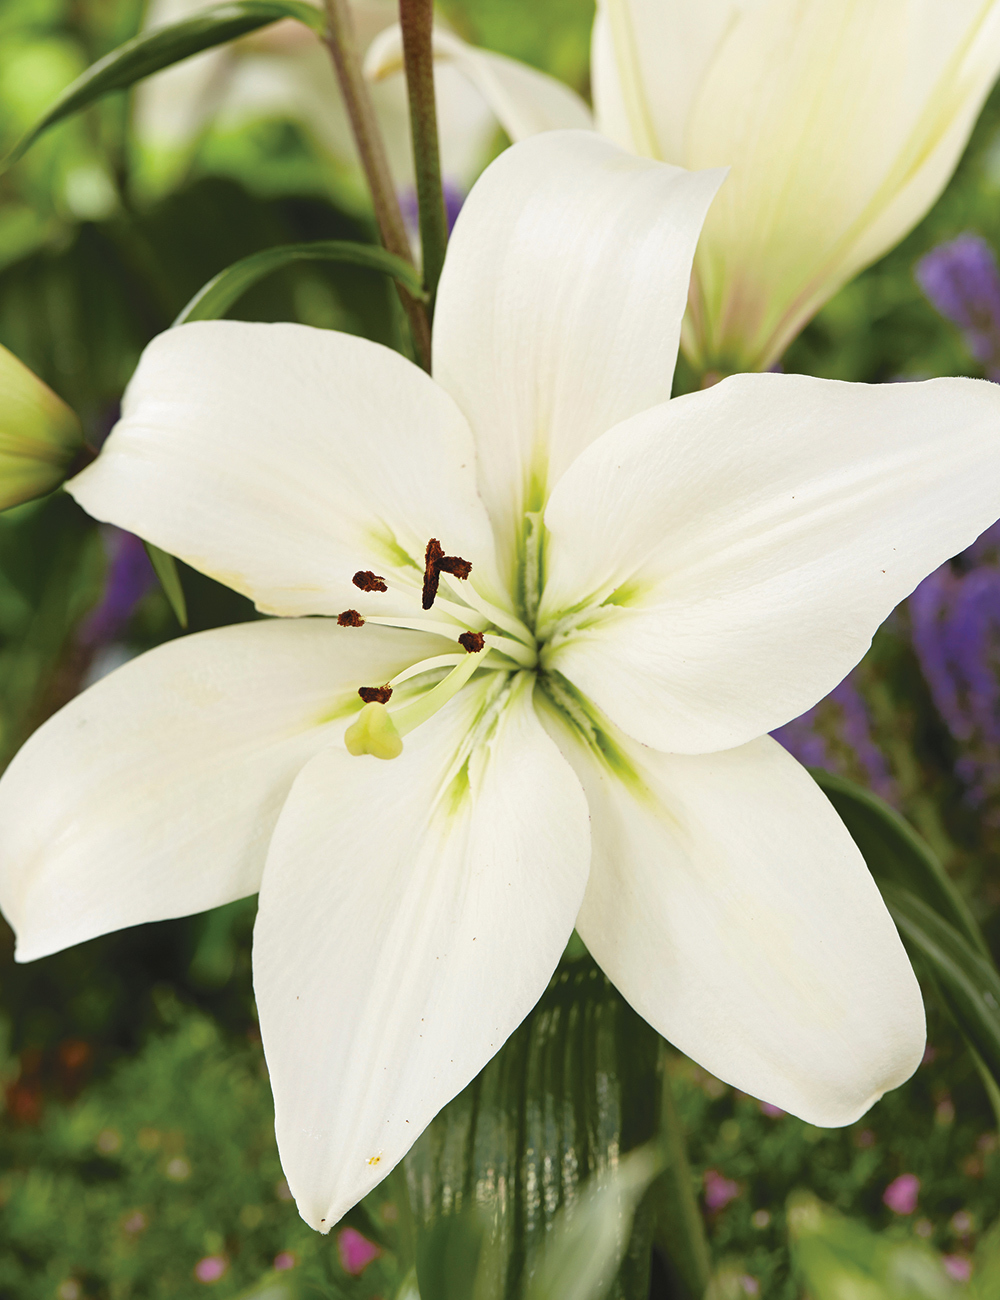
[337,1226,380,1275]
[915,234,1000,378]
[193,1255,228,1283]
[704,1169,741,1211]
[772,672,896,803]
[883,1173,920,1215]
[399,180,465,243]
[910,532,1000,809]
[79,527,155,648]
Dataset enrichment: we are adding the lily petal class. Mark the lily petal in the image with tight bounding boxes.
[593,0,1000,371]
[253,671,590,1230]
[540,705,925,1126]
[540,372,1000,754]
[592,0,746,160]
[366,26,592,143]
[68,321,504,618]
[0,619,443,961]
[432,131,724,590]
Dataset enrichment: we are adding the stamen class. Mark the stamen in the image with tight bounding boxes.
[353,570,387,593]
[483,633,536,669]
[422,538,444,609]
[443,579,534,648]
[358,685,392,704]
[458,631,485,653]
[338,610,365,627]
[388,654,465,687]
[438,556,472,580]
[422,537,472,609]
[363,614,471,638]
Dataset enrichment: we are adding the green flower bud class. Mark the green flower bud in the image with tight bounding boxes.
[0,343,84,509]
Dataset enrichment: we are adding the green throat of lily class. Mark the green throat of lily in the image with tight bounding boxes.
[339,528,642,796]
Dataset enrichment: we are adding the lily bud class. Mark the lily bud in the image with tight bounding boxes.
[0,343,84,509]
[593,0,1000,374]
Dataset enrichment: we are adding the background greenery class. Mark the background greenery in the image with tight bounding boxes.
[3,0,1000,1296]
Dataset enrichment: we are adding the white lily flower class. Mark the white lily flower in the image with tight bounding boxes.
[591,0,1000,372]
[133,0,589,205]
[3,132,1000,1232]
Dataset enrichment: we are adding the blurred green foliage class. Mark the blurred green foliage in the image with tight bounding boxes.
[3,0,1000,1296]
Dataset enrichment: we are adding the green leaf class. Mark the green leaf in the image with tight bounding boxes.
[524,1147,663,1300]
[810,769,987,958]
[173,241,427,325]
[881,883,1000,1086]
[404,952,662,1300]
[787,1191,956,1300]
[971,1217,1000,1300]
[1,1,326,171]
[144,542,187,629]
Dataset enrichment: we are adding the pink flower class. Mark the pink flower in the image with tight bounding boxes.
[943,1255,972,1283]
[274,1252,296,1272]
[704,1169,741,1211]
[759,1101,784,1118]
[194,1256,228,1283]
[337,1226,381,1276]
[883,1173,920,1215]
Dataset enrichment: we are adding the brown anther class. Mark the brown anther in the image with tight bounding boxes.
[353,570,387,593]
[338,610,365,627]
[458,631,485,653]
[422,537,473,609]
[358,685,393,704]
[438,556,473,580]
[422,538,444,609]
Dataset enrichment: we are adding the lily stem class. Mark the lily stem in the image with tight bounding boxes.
[399,0,448,311]
[321,0,432,369]
[652,1042,712,1298]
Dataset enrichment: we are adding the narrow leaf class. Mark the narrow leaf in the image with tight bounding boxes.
[173,241,427,326]
[404,952,662,1300]
[811,769,987,957]
[882,883,1000,1085]
[2,0,326,170]
[145,542,187,629]
[525,1147,663,1300]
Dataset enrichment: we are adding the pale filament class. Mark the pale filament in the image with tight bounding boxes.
[389,650,486,736]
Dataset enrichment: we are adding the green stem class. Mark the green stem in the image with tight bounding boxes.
[321,0,432,369]
[652,1043,712,1299]
[399,0,448,309]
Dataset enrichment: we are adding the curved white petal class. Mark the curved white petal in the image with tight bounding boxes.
[366,27,592,145]
[592,0,754,159]
[681,0,1000,369]
[0,619,443,961]
[433,131,723,591]
[68,321,505,618]
[541,372,1000,754]
[540,706,925,1126]
[254,671,590,1230]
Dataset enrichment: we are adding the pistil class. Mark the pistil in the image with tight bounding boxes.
[389,644,487,736]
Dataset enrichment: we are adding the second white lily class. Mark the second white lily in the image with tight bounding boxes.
[2,132,1000,1232]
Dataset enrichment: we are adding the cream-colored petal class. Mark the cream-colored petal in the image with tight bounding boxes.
[68,321,505,619]
[0,619,445,961]
[253,671,590,1229]
[366,26,592,146]
[682,0,1000,369]
[540,372,1000,754]
[433,131,722,592]
[592,0,755,159]
[541,705,925,1126]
